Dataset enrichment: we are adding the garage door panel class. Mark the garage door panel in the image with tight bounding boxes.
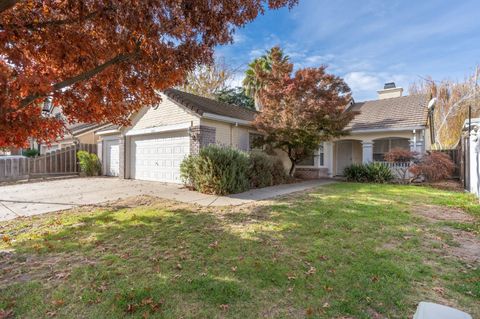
[130,132,189,183]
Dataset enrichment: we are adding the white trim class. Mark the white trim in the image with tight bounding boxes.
[75,124,111,137]
[125,122,191,136]
[96,129,120,136]
[202,112,253,126]
[348,126,426,133]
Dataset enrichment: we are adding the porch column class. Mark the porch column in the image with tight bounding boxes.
[361,141,373,163]
[324,141,334,177]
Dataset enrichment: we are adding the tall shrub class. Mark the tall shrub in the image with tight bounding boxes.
[409,152,455,182]
[248,151,287,188]
[77,151,101,176]
[180,145,249,195]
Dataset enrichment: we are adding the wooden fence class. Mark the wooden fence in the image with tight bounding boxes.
[0,143,97,182]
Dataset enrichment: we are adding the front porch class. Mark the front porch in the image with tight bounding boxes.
[289,130,428,179]
[329,130,427,176]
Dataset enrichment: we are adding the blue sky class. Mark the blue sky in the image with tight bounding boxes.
[215,0,480,101]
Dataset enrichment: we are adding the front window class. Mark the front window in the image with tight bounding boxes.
[373,138,410,161]
[249,133,263,151]
[297,143,325,167]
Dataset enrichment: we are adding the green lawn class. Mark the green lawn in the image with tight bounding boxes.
[1,183,479,318]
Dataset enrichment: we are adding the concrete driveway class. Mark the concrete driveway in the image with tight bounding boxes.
[0,177,333,221]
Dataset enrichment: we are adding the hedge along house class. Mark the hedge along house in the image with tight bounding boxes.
[95,89,258,183]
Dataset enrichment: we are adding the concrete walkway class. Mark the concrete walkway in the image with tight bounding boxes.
[0,177,334,221]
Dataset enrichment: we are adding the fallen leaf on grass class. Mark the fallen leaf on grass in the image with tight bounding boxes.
[323,286,333,292]
[126,304,137,313]
[2,234,11,244]
[371,275,380,282]
[209,241,219,249]
[305,266,316,276]
[219,304,229,311]
[51,299,65,307]
[305,307,314,316]
[322,302,330,308]
[0,309,14,319]
[433,287,446,295]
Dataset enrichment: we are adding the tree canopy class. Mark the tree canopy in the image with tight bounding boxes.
[253,46,354,175]
[215,87,255,110]
[243,47,289,110]
[0,0,297,147]
[409,67,480,149]
[181,59,234,99]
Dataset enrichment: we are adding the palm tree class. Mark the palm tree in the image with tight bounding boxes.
[242,47,289,111]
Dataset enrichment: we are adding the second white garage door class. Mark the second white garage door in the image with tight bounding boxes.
[130,132,190,183]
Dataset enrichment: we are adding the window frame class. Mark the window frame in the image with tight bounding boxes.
[296,143,325,168]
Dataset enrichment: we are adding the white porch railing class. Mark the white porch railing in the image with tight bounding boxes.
[374,161,413,180]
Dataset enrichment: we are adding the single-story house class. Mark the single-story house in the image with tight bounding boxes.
[94,82,431,183]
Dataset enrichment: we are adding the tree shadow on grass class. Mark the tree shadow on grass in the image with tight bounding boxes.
[1,184,479,318]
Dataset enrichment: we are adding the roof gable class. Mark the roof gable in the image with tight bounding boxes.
[164,89,257,122]
[346,94,429,131]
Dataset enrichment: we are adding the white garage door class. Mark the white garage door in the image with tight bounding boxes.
[105,139,120,176]
[130,132,190,183]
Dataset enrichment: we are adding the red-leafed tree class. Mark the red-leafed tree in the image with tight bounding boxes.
[0,0,297,147]
[253,46,355,176]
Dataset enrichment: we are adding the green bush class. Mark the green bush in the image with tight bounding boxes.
[248,151,273,188]
[77,151,101,176]
[270,157,288,185]
[22,148,39,158]
[180,145,250,195]
[248,151,287,188]
[344,162,393,183]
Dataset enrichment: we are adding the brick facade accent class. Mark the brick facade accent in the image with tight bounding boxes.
[294,167,329,180]
[190,125,216,155]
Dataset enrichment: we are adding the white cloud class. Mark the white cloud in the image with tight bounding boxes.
[232,32,247,44]
[344,72,382,93]
[227,71,245,88]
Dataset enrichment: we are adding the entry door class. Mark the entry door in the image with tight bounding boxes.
[105,140,120,176]
[336,140,353,175]
[130,132,190,183]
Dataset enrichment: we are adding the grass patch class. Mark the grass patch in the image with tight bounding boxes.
[0,183,479,318]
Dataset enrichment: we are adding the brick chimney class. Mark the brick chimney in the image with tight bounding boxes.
[377,82,403,100]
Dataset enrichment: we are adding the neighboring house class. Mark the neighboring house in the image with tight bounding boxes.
[96,83,431,183]
[31,122,108,155]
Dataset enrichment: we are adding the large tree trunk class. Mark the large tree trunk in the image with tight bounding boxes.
[288,159,296,177]
[287,146,296,177]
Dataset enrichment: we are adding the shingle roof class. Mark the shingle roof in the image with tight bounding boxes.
[345,94,429,131]
[164,88,257,122]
